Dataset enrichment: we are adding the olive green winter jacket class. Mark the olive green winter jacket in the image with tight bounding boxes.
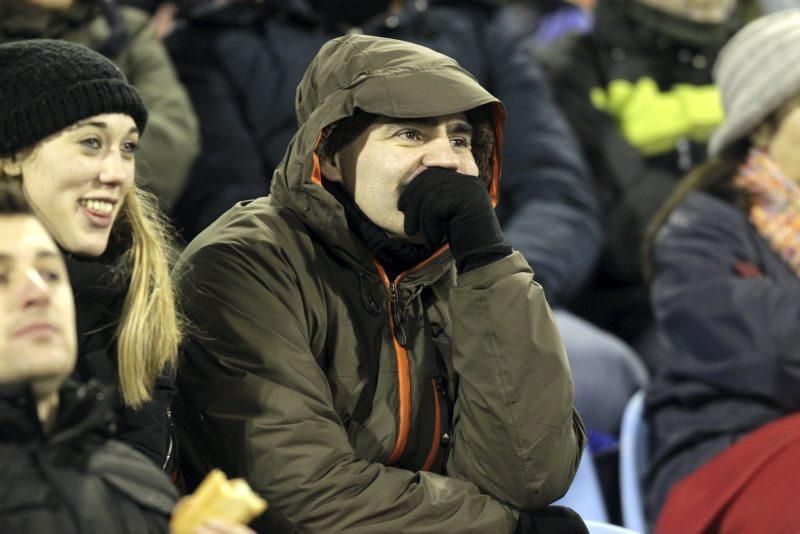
[175,35,585,533]
[0,0,199,213]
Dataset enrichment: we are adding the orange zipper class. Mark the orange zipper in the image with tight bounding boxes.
[371,245,449,466]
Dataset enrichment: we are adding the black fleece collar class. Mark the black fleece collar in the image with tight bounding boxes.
[324,181,434,280]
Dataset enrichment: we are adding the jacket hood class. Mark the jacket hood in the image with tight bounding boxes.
[270,34,505,255]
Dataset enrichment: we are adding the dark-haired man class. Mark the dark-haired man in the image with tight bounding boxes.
[175,35,586,533]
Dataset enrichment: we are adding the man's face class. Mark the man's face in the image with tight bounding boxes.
[0,215,76,395]
[323,113,480,240]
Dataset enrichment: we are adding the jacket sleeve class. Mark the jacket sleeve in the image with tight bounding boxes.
[446,251,586,510]
[652,197,800,409]
[118,9,200,213]
[486,7,603,306]
[176,241,521,533]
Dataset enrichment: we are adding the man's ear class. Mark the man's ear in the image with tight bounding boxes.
[0,156,22,177]
[319,154,343,183]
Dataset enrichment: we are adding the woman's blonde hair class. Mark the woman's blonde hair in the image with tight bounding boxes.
[112,186,182,408]
[0,164,182,408]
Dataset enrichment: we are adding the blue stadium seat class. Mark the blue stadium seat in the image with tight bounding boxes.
[585,519,642,534]
[619,390,648,533]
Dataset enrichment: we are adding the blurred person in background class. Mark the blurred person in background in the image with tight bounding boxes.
[540,0,753,367]
[0,0,200,215]
[643,10,800,532]
[0,182,255,534]
[0,181,180,533]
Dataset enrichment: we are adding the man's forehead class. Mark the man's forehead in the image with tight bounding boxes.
[374,113,472,128]
[0,216,60,259]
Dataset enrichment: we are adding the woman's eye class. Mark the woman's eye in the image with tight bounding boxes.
[80,138,102,150]
[121,141,139,154]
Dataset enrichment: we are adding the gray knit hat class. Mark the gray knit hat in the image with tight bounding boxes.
[0,39,148,156]
[708,9,800,156]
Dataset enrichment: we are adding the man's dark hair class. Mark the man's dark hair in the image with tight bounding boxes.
[316,108,378,164]
[0,180,32,215]
[316,106,496,186]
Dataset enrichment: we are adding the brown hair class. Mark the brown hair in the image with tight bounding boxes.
[641,139,750,281]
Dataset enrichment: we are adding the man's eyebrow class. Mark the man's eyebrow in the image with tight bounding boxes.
[35,251,61,260]
[384,117,474,135]
[448,120,474,136]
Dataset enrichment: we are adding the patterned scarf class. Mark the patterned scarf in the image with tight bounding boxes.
[733,148,800,277]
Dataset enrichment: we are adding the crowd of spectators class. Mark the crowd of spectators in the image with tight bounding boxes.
[1,0,799,531]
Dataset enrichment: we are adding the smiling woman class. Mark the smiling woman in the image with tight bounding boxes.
[0,39,182,472]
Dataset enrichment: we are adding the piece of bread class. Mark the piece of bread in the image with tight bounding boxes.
[170,469,268,533]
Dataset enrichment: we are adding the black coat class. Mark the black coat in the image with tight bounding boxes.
[540,0,741,339]
[166,0,602,306]
[0,380,177,533]
[645,191,800,520]
[66,252,175,471]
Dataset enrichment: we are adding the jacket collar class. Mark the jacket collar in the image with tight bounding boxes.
[0,379,116,447]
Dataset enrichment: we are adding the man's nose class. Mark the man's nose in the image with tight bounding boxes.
[21,269,50,308]
[421,139,461,171]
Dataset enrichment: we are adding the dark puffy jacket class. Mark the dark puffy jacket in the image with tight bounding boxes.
[166,0,601,305]
[66,253,175,472]
[645,191,800,520]
[540,0,740,338]
[0,380,177,533]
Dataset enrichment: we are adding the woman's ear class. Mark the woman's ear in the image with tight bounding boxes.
[0,156,22,177]
[319,154,343,183]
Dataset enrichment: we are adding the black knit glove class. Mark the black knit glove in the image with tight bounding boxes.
[514,506,589,534]
[398,167,511,273]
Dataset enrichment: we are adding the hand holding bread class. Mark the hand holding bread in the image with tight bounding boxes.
[171,469,268,534]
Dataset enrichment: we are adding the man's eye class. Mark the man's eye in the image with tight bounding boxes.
[80,138,102,150]
[397,129,423,142]
[41,270,61,283]
[451,137,471,148]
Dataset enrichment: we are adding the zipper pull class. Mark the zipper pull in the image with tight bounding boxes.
[434,376,452,449]
[389,281,408,347]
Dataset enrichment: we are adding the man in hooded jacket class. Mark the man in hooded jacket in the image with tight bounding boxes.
[175,34,586,532]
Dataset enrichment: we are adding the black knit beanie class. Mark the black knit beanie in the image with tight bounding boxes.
[0,39,148,157]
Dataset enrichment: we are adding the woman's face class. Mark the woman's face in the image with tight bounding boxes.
[2,113,138,257]
[766,104,800,184]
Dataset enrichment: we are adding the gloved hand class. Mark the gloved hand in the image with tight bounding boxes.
[514,506,589,534]
[398,167,511,273]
